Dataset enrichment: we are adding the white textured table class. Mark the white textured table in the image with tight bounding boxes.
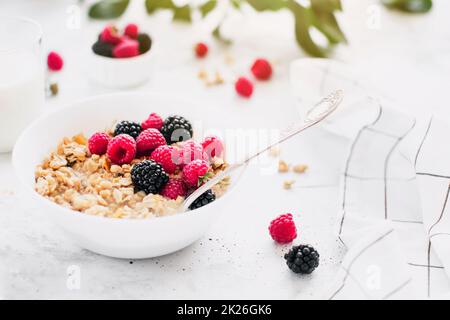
[1,0,450,299]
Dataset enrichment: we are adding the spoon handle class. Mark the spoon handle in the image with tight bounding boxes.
[181,90,344,212]
[243,89,343,164]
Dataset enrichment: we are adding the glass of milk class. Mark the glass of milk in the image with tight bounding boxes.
[0,16,44,153]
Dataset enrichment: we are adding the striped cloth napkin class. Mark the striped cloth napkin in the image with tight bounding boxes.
[290,59,450,299]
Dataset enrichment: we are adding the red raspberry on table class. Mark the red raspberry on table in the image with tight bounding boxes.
[150,145,179,174]
[251,58,273,80]
[195,42,208,58]
[124,23,139,39]
[201,136,223,159]
[88,132,110,155]
[182,159,210,188]
[47,52,64,71]
[113,38,139,58]
[100,25,121,45]
[107,134,136,165]
[179,140,208,166]
[235,77,253,98]
[160,178,187,200]
[268,213,297,244]
[136,128,166,156]
[142,113,163,131]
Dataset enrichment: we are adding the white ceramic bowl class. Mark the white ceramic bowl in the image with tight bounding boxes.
[12,93,230,259]
[86,41,155,89]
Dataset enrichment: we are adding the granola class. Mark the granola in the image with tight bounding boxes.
[35,134,229,219]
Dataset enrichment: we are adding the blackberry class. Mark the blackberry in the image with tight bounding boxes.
[160,115,193,144]
[284,244,319,274]
[131,160,169,194]
[114,121,142,139]
[92,40,114,58]
[189,190,216,210]
[137,33,152,54]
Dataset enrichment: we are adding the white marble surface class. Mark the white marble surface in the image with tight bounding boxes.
[1,0,450,299]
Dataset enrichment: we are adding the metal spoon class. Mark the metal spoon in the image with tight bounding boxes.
[181,89,344,212]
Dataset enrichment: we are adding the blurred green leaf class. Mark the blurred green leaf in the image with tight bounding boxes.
[145,0,192,22]
[310,0,346,44]
[231,0,242,9]
[213,25,232,45]
[246,0,287,11]
[245,0,344,57]
[145,0,173,13]
[289,2,329,57]
[200,0,217,17]
[172,5,192,22]
[88,0,129,19]
[381,0,432,13]
[311,0,342,11]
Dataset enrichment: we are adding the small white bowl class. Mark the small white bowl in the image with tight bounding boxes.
[86,40,155,89]
[12,93,230,259]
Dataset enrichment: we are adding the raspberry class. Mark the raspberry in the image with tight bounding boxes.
[113,38,140,58]
[136,129,166,156]
[47,52,63,71]
[142,113,163,131]
[179,140,208,166]
[201,136,223,159]
[124,23,139,39]
[195,42,208,58]
[100,25,121,45]
[182,159,210,188]
[235,77,253,98]
[88,132,110,155]
[107,134,136,165]
[150,145,179,174]
[268,213,297,244]
[160,178,187,200]
[251,58,272,80]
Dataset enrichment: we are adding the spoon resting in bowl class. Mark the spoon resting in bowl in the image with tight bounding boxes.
[182,89,344,212]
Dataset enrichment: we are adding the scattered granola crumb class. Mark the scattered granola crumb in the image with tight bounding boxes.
[283,180,295,190]
[278,160,289,173]
[206,72,224,87]
[0,190,15,196]
[198,70,224,87]
[293,164,308,174]
[224,54,234,65]
[198,69,208,80]
[269,147,280,157]
[50,83,59,96]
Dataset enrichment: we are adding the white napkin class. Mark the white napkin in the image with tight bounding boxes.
[290,59,450,299]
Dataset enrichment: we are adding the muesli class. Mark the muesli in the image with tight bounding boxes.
[35,113,229,219]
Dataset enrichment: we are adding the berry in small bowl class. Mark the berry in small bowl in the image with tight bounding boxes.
[86,23,154,88]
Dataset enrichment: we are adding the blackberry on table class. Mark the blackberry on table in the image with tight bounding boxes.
[131,160,169,194]
[284,244,319,274]
[92,40,114,58]
[189,190,216,210]
[160,115,193,144]
[114,121,142,139]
